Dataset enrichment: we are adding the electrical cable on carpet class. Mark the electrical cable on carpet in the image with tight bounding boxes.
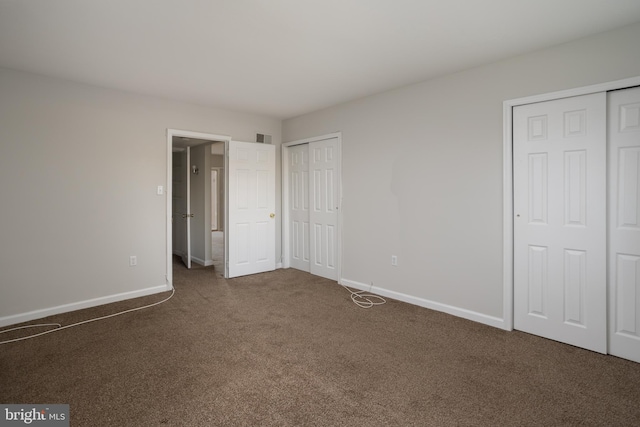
[342,285,386,309]
[0,288,175,345]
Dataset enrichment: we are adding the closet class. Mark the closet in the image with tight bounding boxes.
[513,86,640,362]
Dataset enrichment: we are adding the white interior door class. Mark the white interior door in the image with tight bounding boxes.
[172,149,191,269]
[608,86,640,363]
[289,144,310,272]
[227,140,276,278]
[309,138,339,281]
[513,92,607,353]
[182,147,192,269]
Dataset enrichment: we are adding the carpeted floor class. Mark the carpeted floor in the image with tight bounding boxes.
[1,260,639,426]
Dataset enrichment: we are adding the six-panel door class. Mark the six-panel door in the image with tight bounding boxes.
[513,92,607,353]
[227,141,276,278]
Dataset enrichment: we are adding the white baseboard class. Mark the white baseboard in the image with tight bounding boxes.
[0,284,172,328]
[340,278,507,330]
[191,256,214,267]
[173,252,213,267]
[276,262,283,269]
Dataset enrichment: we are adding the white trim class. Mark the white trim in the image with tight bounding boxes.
[0,284,171,328]
[185,146,192,269]
[283,132,342,147]
[281,132,343,280]
[166,129,231,286]
[276,262,283,269]
[224,140,229,278]
[341,278,506,330]
[502,76,640,332]
[502,100,514,331]
[191,256,214,267]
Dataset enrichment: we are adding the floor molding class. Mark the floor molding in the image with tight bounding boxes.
[341,278,507,330]
[0,284,171,328]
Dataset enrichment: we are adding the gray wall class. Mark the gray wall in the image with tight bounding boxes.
[3,22,639,328]
[0,68,281,323]
[282,23,640,322]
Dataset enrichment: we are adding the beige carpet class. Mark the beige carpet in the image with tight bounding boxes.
[1,260,639,426]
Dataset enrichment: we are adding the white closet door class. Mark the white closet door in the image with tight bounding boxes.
[514,92,607,353]
[608,87,640,363]
[289,144,310,271]
[309,138,339,281]
[227,141,276,278]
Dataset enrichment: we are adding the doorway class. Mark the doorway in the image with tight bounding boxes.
[166,129,230,284]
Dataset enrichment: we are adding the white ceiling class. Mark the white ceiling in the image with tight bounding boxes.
[1,1,640,120]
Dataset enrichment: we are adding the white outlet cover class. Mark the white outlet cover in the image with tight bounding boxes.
[157,185,164,195]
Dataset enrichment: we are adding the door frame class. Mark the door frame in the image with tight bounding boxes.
[166,129,231,287]
[282,132,343,282]
[502,76,640,331]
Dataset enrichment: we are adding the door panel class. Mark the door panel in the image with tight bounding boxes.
[183,147,191,269]
[227,141,276,278]
[514,92,606,353]
[289,144,310,271]
[309,138,339,280]
[609,86,640,363]
[172,149,191,268]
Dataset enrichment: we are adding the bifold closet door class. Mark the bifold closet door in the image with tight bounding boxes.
[608,86,640,363]
[289,144,310,272]
[513,92,607,353]
[309,138,339,281]
[288,139,339,281]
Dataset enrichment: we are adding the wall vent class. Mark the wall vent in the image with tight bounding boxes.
[256,133,272,144]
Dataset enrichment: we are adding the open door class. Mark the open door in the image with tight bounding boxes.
[172,148,191,269]
[227,140,276,278]
[180,147,192,268]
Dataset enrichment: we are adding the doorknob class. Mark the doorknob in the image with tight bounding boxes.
[270,213,275,218]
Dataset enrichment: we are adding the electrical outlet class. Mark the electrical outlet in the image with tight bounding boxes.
[391,255,398,266]
[129,256,137,266]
